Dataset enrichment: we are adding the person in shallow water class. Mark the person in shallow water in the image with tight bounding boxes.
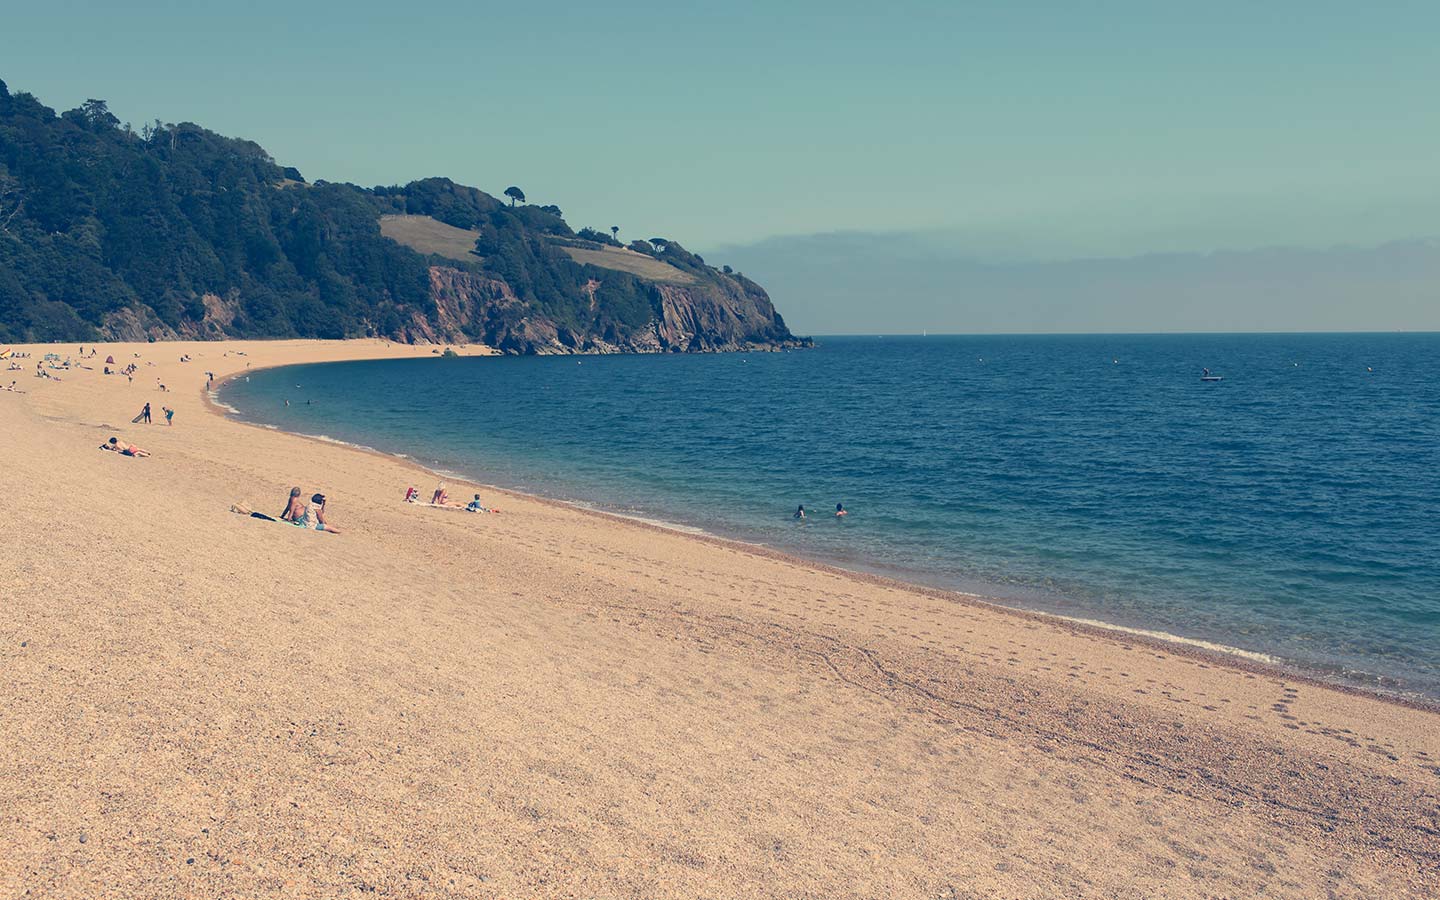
[794,505,806,519]
[835,503,848,517]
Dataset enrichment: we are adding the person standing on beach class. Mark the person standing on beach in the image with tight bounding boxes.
[162,406,174,426]
[140,402,151,424]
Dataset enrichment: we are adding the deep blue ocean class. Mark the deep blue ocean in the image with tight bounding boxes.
[221,335,1440,698]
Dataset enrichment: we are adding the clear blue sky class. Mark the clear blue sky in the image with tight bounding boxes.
[6,1,1438,254]
[5,2,1440,331]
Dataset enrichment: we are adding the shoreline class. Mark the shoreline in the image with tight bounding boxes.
[6,337,1437,898]
[210,354,1439,713]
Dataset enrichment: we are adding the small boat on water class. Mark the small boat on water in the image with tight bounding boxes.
[1201,368,1223,382]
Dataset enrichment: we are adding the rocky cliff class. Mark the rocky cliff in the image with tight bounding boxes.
[413,266,806,354]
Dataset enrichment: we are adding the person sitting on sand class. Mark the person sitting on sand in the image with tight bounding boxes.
[835,503,848,517]
[794,504,806,519]
[405,486,420,503]
[101,437,149,457]
[466,494,488,513]
[280,487,305,522]
[293,493,341,534]
[431,485,449,506]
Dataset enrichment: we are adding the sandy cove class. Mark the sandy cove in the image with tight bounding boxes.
[0,339,1436,899]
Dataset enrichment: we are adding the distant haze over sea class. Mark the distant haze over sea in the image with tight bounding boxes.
[710,232,1440,336]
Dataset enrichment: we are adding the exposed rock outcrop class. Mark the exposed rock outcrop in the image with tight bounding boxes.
[412,266,809,355]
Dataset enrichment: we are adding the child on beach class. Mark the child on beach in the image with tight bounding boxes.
[405,486,420,503]
[465,494,488,513]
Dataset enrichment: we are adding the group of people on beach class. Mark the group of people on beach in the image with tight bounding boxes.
[234,487,342,534]
[794,503,848,519]
[280,487,341,533]
[133,402,174,425]
[406,484,492,513]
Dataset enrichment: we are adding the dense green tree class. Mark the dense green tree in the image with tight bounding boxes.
[0,79,803,351]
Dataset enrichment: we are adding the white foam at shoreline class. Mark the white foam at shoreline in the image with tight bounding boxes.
[569,502,709,536]
[208,393,240,415]
[1049,614,1280,664]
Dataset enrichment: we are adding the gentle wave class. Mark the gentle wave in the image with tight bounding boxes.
[1048,614,1280,665]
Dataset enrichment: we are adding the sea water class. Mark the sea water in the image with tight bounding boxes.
[221,334,1440,698]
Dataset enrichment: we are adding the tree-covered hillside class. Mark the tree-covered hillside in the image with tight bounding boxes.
[0,78,803,351]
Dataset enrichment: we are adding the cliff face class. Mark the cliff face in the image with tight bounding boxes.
[88,265,809,354]
[410,266,808,354]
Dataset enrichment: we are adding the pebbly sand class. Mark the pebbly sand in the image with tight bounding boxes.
[1,339,1436,899]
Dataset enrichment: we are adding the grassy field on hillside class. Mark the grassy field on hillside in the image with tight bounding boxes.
[379,214,695,283]
[379,214,482,263]
[559,245,696,283]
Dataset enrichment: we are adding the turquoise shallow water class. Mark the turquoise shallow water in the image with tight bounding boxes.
[222,334,1440,698]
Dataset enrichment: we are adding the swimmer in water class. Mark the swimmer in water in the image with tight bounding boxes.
[835,503,848,517]
[794,505,805,519]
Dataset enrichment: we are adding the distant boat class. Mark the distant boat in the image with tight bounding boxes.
[1201,368,1223,382]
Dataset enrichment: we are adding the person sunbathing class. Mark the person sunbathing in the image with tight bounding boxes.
[293,493,341,534]
[431,485,450,506]
[101,437,149,457]
[279,487,305,522]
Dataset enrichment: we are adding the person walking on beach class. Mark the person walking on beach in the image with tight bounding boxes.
[162,406,174,426]
[139,402,151,424]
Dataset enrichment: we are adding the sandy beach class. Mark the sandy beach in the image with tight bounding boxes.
[1,339,1436,899]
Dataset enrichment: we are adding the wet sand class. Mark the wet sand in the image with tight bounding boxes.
[1,339,1436,898]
